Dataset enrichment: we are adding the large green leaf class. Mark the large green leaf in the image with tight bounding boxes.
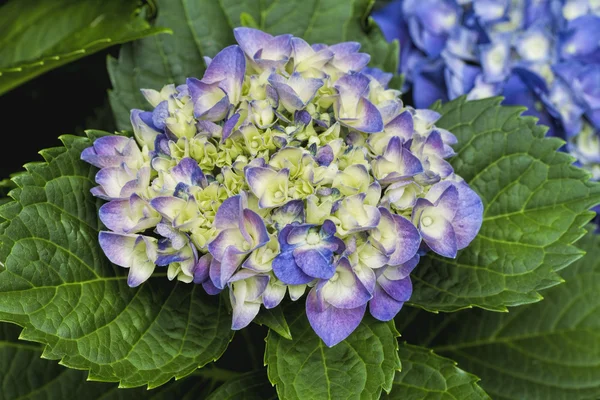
[264,303,400,400]
[108,0,399,129]
[398,228,600,400]
[0,131,234,389]
[206,371,277,400]
[410,96,600,312]
[0,321,222,398]
[0,0,169,96]
[382,343,490,400]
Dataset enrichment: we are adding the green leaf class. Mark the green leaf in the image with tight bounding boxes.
[206,371,277,400]
[0,0,169,96]
[108,0,398,130]
[0,321,219,398]
[382,343,490,400]
[399,228,600,400]
[0,131,234,389]
[410,96,600,312]
[253,306,293,340]
[264,303,400,400]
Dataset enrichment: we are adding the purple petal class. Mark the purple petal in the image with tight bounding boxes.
[378,275,413,302]
[321,258,372,308]
[242,209,269,247]
[383,254,420,280]
[331,52,371,73]
[94,167,135,200]
[272,251,314,285]
[219,246,247,288]
[222,112,241,141]
[150,196,186,221]
[193,253,212,284]
[388,214,422,265]
[385,111,414,141]
[186,78,229,120]
[99,195,158,234]
[421,217,458,258]
[341,96,384,133]
[268,75,305,112]
[426,180,483,250]
[335,72,371,99]
[152,100,170,130]
[316,145,334,166]
[258,34,292,60]
[201,45,246,104]
[234,27,273,58]
[203,278,222,295]
[98,231,136,267]
[209,258,222,289]
[263,282,287,309]
[306,289,367,347]
[231,301,261,330]
[208,228,246,262]
[81,136,134,169]
[294,248,336,280]
[362,67,393,87]
[369,284,405,322]
[214,195,243,230]
[130,109,161,148]
[171,158,206,188]
[329,42,361,55]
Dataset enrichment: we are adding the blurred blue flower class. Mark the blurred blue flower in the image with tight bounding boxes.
[373,0,600,175]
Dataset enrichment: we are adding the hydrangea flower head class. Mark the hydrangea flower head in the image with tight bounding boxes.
[82,27,483,347]
[373,0,600,181]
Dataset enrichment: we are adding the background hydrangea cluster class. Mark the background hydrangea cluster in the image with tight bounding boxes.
[81,27,483,346]
[373,0,600,178]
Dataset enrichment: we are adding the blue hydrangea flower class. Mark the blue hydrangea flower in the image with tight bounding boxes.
[82,27,483,346]
[373,0,600,179]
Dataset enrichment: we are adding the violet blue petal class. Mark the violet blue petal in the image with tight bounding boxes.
[222,112,241,141]
[384,254,420,280]
[378,275,413,302]
[234,27,273,58]
[242,208,270,247]
[98,231,136,267]
[193,253,212,284]
[202,45,246,104]
[152,100,170,130]
[420,216,458,258]
[203,278,222,295]
[321,258,372,309]
[369,284,405,322]
[263,282,287,309]
[171,158,207,188]
[294,248,336,280]
[231,301,261,330]
[306,289,367,347]
[214,194,243,230]
[388,214,422,265]
[272,251,314,285]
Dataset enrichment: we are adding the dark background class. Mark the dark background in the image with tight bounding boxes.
[0,46,119,180]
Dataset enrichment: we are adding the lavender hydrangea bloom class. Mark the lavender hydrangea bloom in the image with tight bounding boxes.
[373,0,600,179]
[81,27,483,346]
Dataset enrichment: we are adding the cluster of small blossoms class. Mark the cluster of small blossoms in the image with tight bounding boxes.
[373,0,600,177]
[81,28,483,346]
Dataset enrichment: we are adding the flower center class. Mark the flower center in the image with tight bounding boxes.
[242,242,251,251]
[330,272,339,282]
[422,216,434,227]
[274,190,284,199]
[306,231,320,245]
